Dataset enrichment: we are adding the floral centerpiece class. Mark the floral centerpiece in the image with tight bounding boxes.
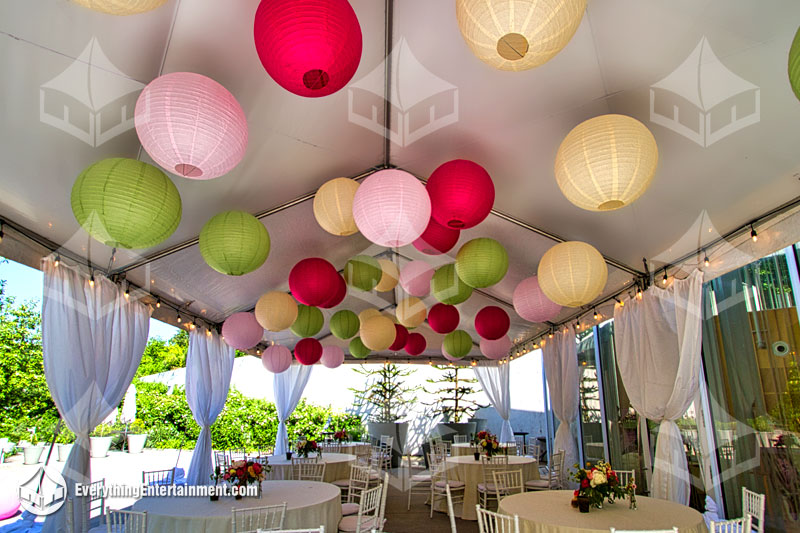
[476,431,500,457]
[296,438,318,458]
[223,459,268,498]
[570,461,627,511]
[333,430,348,443]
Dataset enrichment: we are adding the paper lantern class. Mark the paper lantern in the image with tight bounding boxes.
[442,347,464,362]
[513,276,561,323]
[376,259,400,292]
[254,0,363,97]
[396,297,426,328]
[72,0,167,15]
[358,308,382,324]
[432,264,473,305]
[320,274,347,308]
[199,211,270,276]
[320,345,345,369]
[455,238,509,288]
[426,160,494,229]
[330,310,360,339]
[480,335,511,360]
[790,27,800,101]
[538,241,608,307]
[456,0,586,71]
[222,312,264,350]
[474,306,510,340]
[295,337,323,365]
[289,257,340,306]
[555,114,658,211]
[255,292,298,331]
[262,345,292,373]
[413,217,460,255]
[404,332,427,356]
[344,255,382,291]
[349,336,371,359]
[71,158,181,249]
[389,324,409,351]
[399,260,435,297]
[444,330,472,359]
[428,303,460,334]
[291,304,324,337]
[352,169,431,247]
[313,177,360,236]
[360,315,395,351]
[0,483,19,520]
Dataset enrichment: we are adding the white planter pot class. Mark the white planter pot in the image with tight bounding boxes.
[90,436,113,458]
[57,443,73,462]
[23,445,44,465]
[127,434,147,454]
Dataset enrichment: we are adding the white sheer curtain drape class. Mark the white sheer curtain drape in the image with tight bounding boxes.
[542,324,580,472]
[613,269,704,504]
[273,364,313,454]
[41,258,150,533]
[474,364,513,442]
[186,330,234,485]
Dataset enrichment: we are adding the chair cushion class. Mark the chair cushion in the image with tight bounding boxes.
[332,478,351,488]
[368,472,380,480]
[477,482,498,492]
[525,479,549,489]
[434,480,465,489]
[341,502,359,516]
[411,473,431,482]
[338,515,380,532]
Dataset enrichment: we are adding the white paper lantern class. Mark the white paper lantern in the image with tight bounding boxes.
[313,177,360,236]
[537,241,608,307]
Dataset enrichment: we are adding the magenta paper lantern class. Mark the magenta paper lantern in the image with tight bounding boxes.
[221,312,264,350]
[253,0,362,97]
[135,72,247,180]
[320,345,345,368]
[413,217,460,255]
[405,332,427,356]
[262,345,292,373]
[352,169,431,247]
[289,257,340,307]
[389,324,409,351]
[399,260,435,297]
[513,276,562,323]
[427,159,495,229]
[295,337,323,365]
[428,303,460,334]
[474,306,510,340]
[320,274,347,308]
[480,336,512,360]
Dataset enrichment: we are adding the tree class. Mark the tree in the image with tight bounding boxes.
[136,330,189,377]
[350,364,420,422]
[424,366,486,423]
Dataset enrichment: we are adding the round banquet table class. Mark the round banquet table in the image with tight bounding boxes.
[337,442,372,455]
[498,490,708,533]
[132,480,341,533]
[265,452,355,483]
[439,455,539,521]
[451,442,514,457]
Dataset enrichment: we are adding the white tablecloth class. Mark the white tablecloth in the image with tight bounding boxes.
[337,442,371,456]
[132,480,341,532]
[265,452,355,483]
[450,443,514,457]
[498,490,708,533]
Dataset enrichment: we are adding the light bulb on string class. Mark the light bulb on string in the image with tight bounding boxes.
[0,222,4,244]
[593,309,599,320]
[54,254,60,268]
[156,298,161,308]
[662,269,668,285]
[703,251,710,268]
[751,224,758,243]
[88,273,95,288]
[176,314,182,323]
[124,284,130,300]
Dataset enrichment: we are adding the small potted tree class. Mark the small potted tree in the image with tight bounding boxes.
[56,426,75,462]
[126,419,148,454]
[21,427,44,465]
[90,423,114,458]
[425,366,486,441]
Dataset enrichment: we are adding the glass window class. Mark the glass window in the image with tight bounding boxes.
[577,328,604,465]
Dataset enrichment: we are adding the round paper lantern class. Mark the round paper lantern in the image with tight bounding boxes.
[262,345,292,373]
[71,158,181,249]
[360,315,395,351]
[255,292,298,331]
[474,306,510,340]
[555,114,658,211]
[72,0,167,15]
[349,337,371,359]
[358,308,382,324]
[455,238,509,288]
[396,297,426,328]
[480,335,512,360]
[0,483,19,520]
[399,261,435,297]
[352,169,431,247]
[405,332,427,356]
[376,259,400,292]
[289,257,340,306]
[313,177,360,236]
[426,160,494,229]
[456,0,586,71]
[389,324,409,351]
[199,211,270,276]
[320,345,345,369]
[135,72,247,180]
[444,330,472,359]
[513,276,562,323]
[254,0,363,97]
[431,264,473,305]
[330,310,360,339]
[295,337,323,365]
[344,255,382,291]
[442,347,464,362]
[413,217,460,255]
[320,274,347,308]
[291,304,324,337]
[222,312,264,350]
[428,303,460,334]
[538,241,608,307]
[790,27,800,101]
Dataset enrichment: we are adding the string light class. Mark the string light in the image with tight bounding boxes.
[0,222,4,244]
[88,273,95,288]
[661,269,668,285]
[156,298,161,308]
[636,286,643,299]
[205,328,212,337]
[750,224,758,243]
[703,251,710,268]
[257,349,262,355]
[54,254,60,268]
[470,360,477,367]
[593,309,599,320]
[124,284,130,300]
[176,314,182,323]
[190,321,197,330]
[548,330,554,339]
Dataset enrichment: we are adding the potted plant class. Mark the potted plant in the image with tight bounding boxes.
[90,423,114,458]
[21,427,44,465]
[425,366,486,441]
[126,419,148,454]
[56,426,75,462]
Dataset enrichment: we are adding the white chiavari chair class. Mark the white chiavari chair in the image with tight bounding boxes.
[742,487,765,533]
[524,450,563,491]
[232,503,287,533]
[492,469,524,503]
[337,483,382,533]
[476,505,520,533]
[453,435,469,444]
[513,436,525,456]
[142,468,175,486]
[406,452,432,510]
[293,461,326,481]
[103,508,147,533]
[615,470,635,488]
[477,455,509,509]
[445,484,459,533]
[340,465,372,515]
[430,453,465,519]
[709,518,753,533]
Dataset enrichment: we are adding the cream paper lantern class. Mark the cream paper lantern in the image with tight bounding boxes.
[396,297,426,328]
[537,241,607,307]
[555,114,658,211]
[255,291,298,332]
[456,0,586,71]
[313,177,359,236]
[72,0,167,15]
[358,308,382,324]
[375,259,400,292]
[360,315,396,351]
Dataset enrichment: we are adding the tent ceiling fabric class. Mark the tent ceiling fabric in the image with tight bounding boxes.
[1,0,799,360]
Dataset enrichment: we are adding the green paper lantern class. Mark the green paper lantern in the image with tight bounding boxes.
[199,211,270,276]
[349,336,371,359]
[455,238,509,288]
[432,263,473,305]
[444,329,472,359]
[291,304,324,337]
[343,255,382,291]
[330,310,360,340]
[71,158,182,249]
[790,27,800,100]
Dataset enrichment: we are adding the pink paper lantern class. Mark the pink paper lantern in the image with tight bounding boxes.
[427,303,460,334]
[262,345,292,373]
[320,274,347,308]
[352,169,431,247]
[513,276,562,323]
[389,324,409,351]
[404,332,427,356]
[480,335,512,360]
[289,257,340,307]
[474,306,510,340]
[295,337,323,365]
[254,0,363,97]
[320,345,345,369]
[399,260,435,297]
[0,483,19,520]
[135,72,248,180]
[222,312,264,350]
[427,159,495,229]
[413,217,460,255]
